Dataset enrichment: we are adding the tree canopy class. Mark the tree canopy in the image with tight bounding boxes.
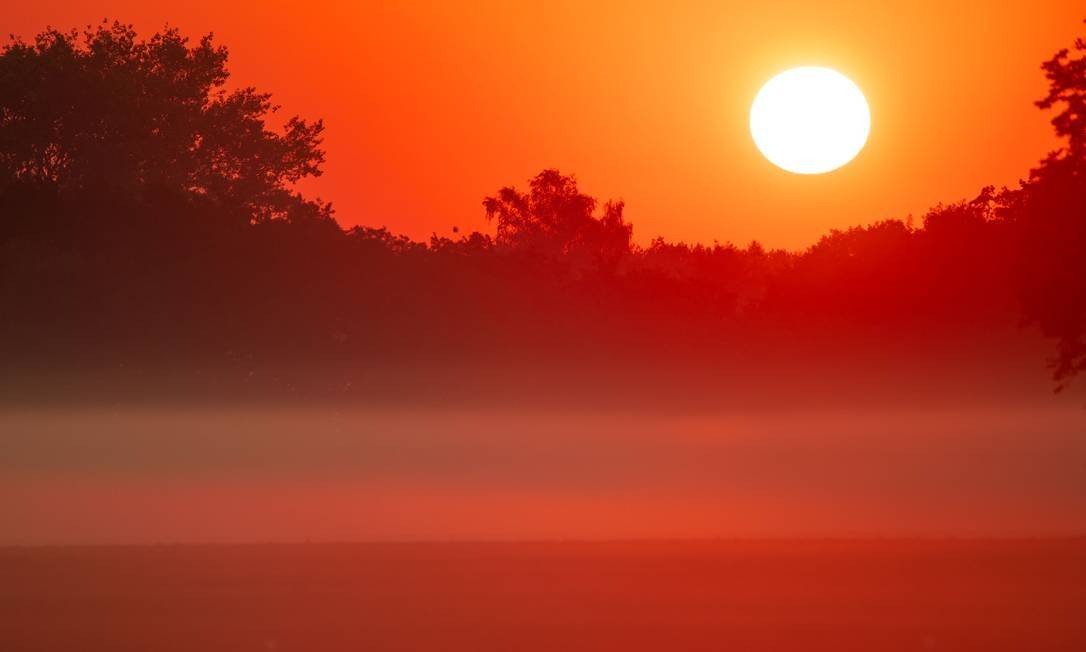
[1,20,1085,399]
[483,169,632,270]
[0,21,329,228]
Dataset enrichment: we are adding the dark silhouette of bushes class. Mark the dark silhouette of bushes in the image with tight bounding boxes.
[1,20,1085,399]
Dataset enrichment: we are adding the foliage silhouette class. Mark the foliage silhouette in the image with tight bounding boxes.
[483,169,632,271]
[1,20,1085,400]
[0,20,330,234]
[1007,28,1086,386]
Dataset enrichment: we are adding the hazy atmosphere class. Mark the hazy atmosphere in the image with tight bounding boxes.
[2,3,1085,650]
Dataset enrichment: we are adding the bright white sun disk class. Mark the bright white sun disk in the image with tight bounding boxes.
[750,67,870,174]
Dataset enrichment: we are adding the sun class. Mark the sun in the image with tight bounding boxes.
[750,67,871,175]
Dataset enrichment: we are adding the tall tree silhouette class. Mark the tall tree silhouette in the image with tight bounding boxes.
[0,21,329,231]
[1008,25,1086,385]
[1038,30,1086,163]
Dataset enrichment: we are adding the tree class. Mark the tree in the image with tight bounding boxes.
[0,21,330,229]
[483,169,632,271]
[1037,28,1086,166]
[1006,25,1086,387]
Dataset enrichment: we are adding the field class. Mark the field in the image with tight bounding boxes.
[2,539,1085,651]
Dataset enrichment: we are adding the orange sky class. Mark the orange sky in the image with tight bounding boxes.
[5,1,1084,248]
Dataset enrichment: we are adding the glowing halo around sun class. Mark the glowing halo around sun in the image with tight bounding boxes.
[750,67,871,174]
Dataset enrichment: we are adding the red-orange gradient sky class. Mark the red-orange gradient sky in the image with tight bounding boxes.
[5,1,1084,248]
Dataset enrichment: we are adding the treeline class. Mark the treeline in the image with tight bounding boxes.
[0,21,1083,399]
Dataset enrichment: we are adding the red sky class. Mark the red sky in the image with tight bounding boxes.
[5,1,1084,248]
